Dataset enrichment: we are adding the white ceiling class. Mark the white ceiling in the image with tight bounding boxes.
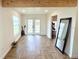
[14,7,75,14]
[14,7,55,14]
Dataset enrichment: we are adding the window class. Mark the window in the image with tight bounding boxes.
[13,16,20,36]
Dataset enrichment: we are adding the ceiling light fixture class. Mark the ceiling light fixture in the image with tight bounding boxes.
[45,10,48,13]
[22,10,26,13]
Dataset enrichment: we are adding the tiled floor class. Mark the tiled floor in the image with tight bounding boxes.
[5,35,76,59]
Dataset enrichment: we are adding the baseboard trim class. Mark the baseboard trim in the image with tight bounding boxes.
[3,36,21,59]
[1,45,12,59]
[64,51,78,59]
[15,35,21,42]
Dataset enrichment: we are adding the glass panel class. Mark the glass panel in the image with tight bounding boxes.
[35,20,40,34]
[27,19,33,34]
[56,20,69,51]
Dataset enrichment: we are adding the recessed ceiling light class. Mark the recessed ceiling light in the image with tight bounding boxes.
[22,10,26,13]
[45,10,48,13]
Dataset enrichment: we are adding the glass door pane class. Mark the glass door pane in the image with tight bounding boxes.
[27,19,33,34]
[35,20,40,34]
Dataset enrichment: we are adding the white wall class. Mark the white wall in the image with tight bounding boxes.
[46,7,77,58]
[0,9,4,59]
[21,14,47,35]
[0,8,21,59]
[72,14,78,58]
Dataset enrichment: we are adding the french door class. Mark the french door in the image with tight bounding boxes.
[27,19,40,35]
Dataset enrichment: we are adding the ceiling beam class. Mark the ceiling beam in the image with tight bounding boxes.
[2,0,77,7]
